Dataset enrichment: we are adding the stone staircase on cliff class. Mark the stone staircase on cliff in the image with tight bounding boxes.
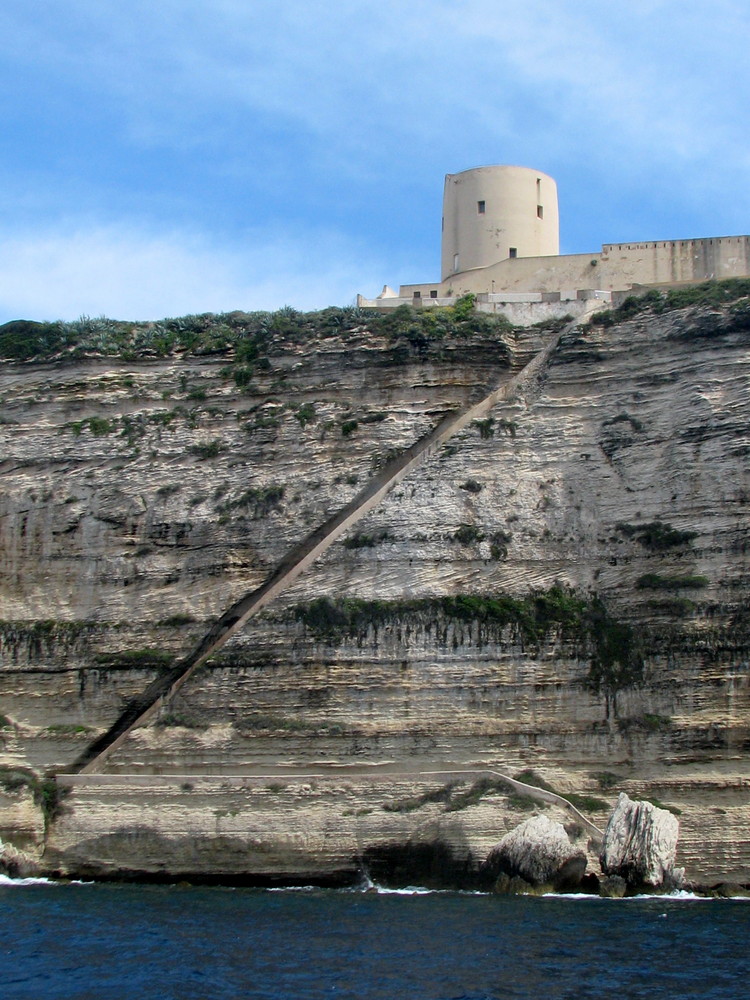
[69,308,599,776]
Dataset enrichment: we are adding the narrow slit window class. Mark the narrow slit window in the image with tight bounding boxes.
[477,200,486,214]
[509,247,518,258]
[453,253,459,271]
[537,204,544,219]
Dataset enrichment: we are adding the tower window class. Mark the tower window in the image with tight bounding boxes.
[509,247,518,259]
[537,205,544,219]
[453,253,459,271]
[477,200,486,214]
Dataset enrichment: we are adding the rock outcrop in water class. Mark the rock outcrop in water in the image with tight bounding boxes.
[600,793,681,890]
[0,837,39,878]
[0,289,749,887]
[482,814,587,892]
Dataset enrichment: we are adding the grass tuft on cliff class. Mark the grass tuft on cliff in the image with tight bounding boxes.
[0,301,514,366]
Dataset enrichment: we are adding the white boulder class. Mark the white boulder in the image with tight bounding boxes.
[483,814,587,890]
[600,792,680,889]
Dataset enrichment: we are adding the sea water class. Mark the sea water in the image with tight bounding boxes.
[0,879,748,999]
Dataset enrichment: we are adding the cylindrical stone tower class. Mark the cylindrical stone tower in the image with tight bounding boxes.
[441,165,559,280]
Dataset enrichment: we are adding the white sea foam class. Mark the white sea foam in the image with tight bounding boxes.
[370,885,435,895]
[545,889,748,902]
[0,873,56,886]
[266,885,317,893]
[0,874,91,887]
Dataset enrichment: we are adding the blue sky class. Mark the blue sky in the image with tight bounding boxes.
[1,0,749,322]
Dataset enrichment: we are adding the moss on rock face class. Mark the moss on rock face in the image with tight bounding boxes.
[292,588,647,722]
[293,586,591,644]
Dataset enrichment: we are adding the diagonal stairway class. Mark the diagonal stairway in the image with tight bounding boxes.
[70,310,597,775]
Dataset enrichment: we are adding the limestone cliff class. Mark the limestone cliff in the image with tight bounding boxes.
[0,294,748,886]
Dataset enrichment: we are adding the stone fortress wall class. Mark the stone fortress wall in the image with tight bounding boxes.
[358,165,750,316]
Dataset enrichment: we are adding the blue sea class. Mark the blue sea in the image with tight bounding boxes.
[0,878,748,999]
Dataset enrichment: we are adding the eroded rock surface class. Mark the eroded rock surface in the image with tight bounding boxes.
[0,837,40,878]
[482,814,587,891]
[600,792,681,890]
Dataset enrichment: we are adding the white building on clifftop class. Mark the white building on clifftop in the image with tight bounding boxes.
[358,165,750,322]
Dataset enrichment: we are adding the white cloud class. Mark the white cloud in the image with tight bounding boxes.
[0,223,383,322]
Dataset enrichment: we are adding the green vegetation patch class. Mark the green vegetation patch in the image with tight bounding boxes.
[294,402,317,428]
[513,770,609,813]
[382,781,461,813]
[452,524,484,545]
[342,530,393,549]
[0,767,68,825]
[0,300,515,369]
[293,586,590,645]
[0,766,37,794]
[382,777,511,814]
[445,777,510,812]
[616,520,698,550]
[93,648,175,670]
[473,418,495,439]
[583,599,644,720]
[565,792,610,812]
[189,440,225,460]
[0,320,70,360]
[216,484,285,519]
[158,614,197,627]
[0,619,94,648]
[65,416,115,437]
[513,769,554,792]
[591,771,624,791]
[459,479,483,493]
[589,279,750,327]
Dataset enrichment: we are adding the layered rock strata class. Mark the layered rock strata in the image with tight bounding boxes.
[1,299,749,885]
